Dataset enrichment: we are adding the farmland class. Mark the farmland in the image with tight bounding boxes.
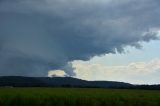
[0,88,160,106]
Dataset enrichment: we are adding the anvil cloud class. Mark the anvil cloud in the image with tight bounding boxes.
[0,0,159,76]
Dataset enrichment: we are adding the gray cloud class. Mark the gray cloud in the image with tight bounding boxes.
[0,0,159,76]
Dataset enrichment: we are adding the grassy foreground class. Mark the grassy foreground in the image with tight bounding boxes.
[0,88,160,106]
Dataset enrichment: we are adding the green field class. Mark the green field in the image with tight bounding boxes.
[0,88,160,106]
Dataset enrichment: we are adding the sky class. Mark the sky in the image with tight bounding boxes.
[0,0,160,84]
[72,40,160,84]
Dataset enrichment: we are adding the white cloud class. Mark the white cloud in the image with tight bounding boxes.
[73,59,160,84]
[48,70,67,77]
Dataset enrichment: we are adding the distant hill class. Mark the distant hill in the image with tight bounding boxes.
[1,76,160,90]
[0,76,132,88]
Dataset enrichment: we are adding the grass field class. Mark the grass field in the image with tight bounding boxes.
[0,88,160,106]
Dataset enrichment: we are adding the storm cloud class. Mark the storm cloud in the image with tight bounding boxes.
[0,0,159,76]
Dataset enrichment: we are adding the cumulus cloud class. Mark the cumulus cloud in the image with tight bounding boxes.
[0,0,160,76]
[48,70,67,77]
[73,59,160,84]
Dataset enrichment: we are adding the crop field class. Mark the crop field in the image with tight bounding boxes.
[0,88,160,106]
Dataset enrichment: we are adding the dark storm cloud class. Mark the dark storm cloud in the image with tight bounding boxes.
[0,0,159,76]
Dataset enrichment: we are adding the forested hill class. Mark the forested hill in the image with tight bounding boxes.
[0,76,160,90]
[0,76,131,88]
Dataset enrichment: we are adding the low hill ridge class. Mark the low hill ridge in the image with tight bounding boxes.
[0,76,132,88]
